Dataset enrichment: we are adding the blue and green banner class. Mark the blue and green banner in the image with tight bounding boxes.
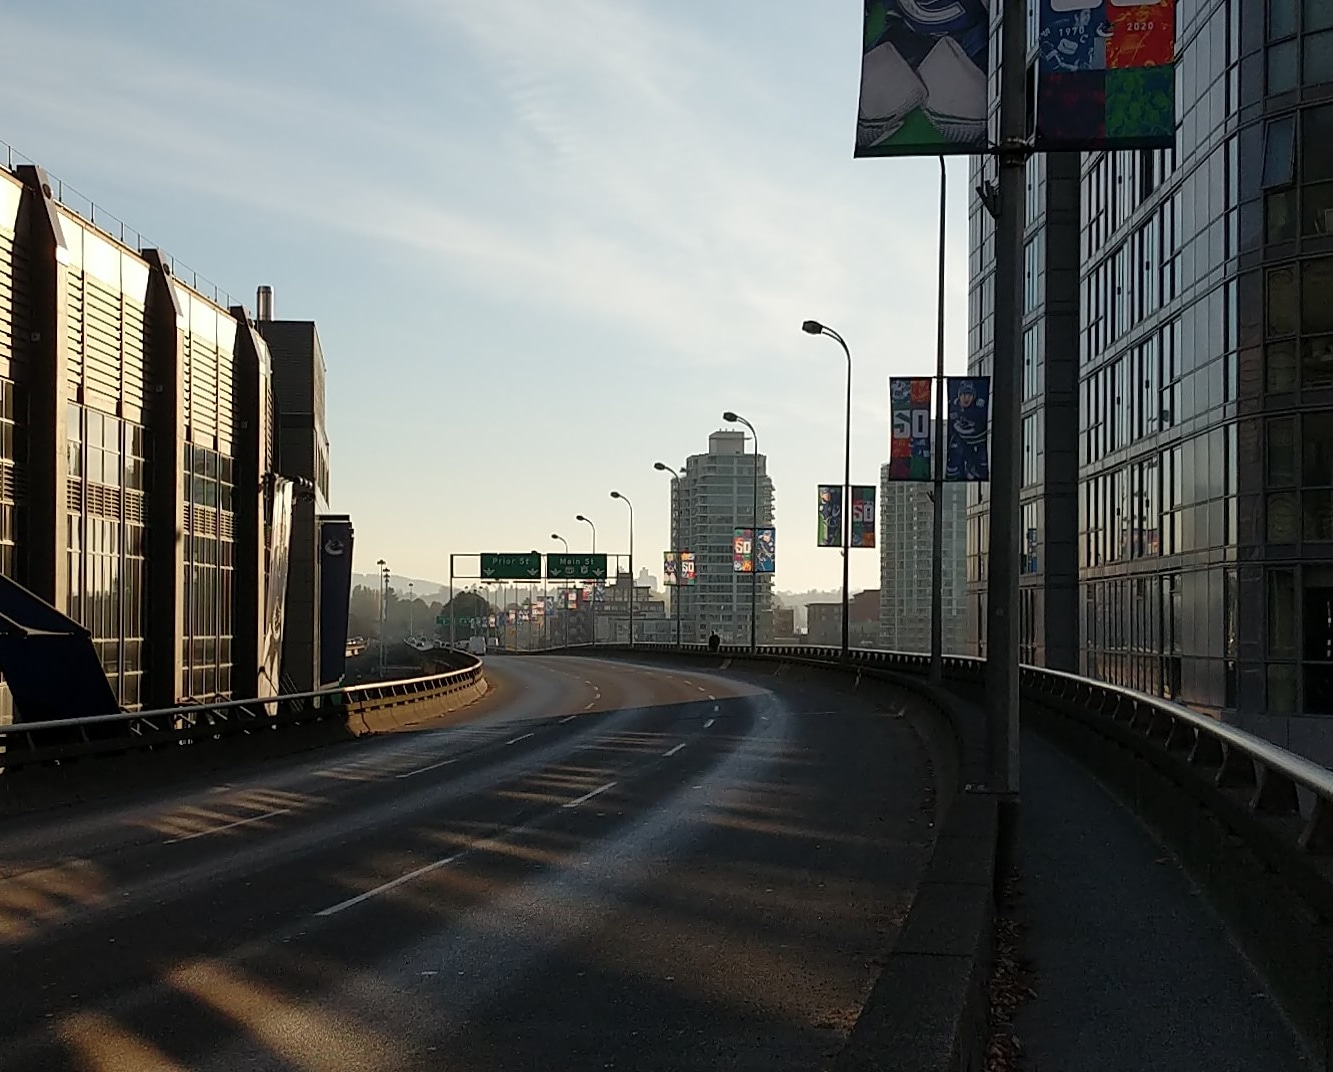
[855,0,991,157]
[945,376,991,482]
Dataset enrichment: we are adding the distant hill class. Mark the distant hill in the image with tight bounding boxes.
[351,573,451,597]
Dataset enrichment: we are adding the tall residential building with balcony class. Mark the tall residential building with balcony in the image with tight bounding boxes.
[967,2,1333,762]
[671,430,774,645]
[879,454,967,654]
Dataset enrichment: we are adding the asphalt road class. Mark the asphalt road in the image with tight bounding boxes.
[0,655,935,1072]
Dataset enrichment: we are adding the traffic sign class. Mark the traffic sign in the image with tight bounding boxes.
[480,552,543,580]
[545,553,608,580]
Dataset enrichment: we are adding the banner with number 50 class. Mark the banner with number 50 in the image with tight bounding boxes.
[889,377,933,481]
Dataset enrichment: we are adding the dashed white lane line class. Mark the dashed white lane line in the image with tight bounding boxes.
[703,718,715,729]
[560,714,577,724]
[506,732,534,746]
[166,808,292,844]
[696,686,706,693]
[396,758,457,779]
[707,694,715,701]
[583,702,596,710]
[318,852,465,916]
[563,781,617,809]
[663,742,687,757]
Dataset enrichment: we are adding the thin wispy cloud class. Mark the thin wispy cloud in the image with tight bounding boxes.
[0,1,972,590]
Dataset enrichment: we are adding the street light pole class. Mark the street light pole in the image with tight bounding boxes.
[801,322,853,658]
[723,412,760,653]
[575,515,596,644]
[376,559,389,677]
[654,461,684,647]
[408,581,414,640]
[930,156,948,684]
[610,491,634,647]
[551,533,570,648]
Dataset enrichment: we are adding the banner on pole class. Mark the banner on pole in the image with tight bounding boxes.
[851,487,877,548]
[755,527,776,573]
[679,552,697,586]
[817,485,843,548]
[945,376,991,481]
[733,528,754,573]
[663,552,679,586]
[889,377,933,480]
[855,0,991,158]
[1035,0,1177,151]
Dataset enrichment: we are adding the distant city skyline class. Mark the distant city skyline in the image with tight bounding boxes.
[0,0,971,591]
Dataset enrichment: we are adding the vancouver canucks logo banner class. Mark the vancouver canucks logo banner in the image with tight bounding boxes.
[945,377,991,482]
[855,0,992,157]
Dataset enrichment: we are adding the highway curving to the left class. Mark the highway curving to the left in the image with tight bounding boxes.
[0,654,938,1072]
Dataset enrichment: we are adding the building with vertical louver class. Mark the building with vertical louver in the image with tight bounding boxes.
[0,155,340,722]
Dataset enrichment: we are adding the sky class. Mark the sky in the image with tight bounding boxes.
[0,0,973,594]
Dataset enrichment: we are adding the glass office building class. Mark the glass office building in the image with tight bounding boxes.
[968,2,1333,761]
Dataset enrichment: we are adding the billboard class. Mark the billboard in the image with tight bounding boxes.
[889,377,934,480]
[733,528,754,573]
[855,0,991,158]
[679,552,697,586]
[1036,0,1177,151]
[851,487,877,548]
[755,527,776,574]
[818,485,843,547]
[945,376,991,481]
[318,516,355,686]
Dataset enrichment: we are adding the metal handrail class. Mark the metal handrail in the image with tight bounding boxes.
[0,657,483,739]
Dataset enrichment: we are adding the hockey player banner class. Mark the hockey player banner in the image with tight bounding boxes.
[755,527,776,573]
[889,377,933,480]
[945,376,990,481]
[817,485,843,547]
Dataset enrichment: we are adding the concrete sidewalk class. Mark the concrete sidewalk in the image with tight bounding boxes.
[1012,728,1312,1071]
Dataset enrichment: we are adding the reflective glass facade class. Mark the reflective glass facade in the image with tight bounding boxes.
[967,0,1333,759]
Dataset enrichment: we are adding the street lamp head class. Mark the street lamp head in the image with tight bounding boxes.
[653,461,668,471]
[802,319,825,335]
[550,533,561,540]
[722,410,739,422]
[610,490,622,500]
[576,514,588,522]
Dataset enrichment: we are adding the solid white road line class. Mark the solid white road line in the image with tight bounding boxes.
[663,743,687,757]
[166,808,293,844]
[703,718,715,729]
[562,781,617,809]
[317,853,464,916]
[506,732,535,746]
[396,758,457,779]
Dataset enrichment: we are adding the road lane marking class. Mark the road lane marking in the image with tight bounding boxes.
[166,808,292,844]
[563,781,617,809]
[583,702,595,710]
[317,853,464,916]
[703,718,715,729]
[696,686,706,692]
[506,732,534,746]
[663,743,687,757]
[560,714,577,723]
[707,694,715,701]
[396,758,456,779]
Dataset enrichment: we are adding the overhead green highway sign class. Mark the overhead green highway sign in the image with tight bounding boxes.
[480,552,542,580]
[546,553,608,580]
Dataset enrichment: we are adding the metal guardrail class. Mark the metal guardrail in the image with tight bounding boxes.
[0,658,484,772]
[563,641,1333,861]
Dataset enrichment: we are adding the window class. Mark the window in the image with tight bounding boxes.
[1263,116,1297,188]
[1305,412,1333,486]
[1305,259,1333,335]
[1269,417,1297,485]
[1268,266,1298,337]
[1272,0,1298,38]
[1306,30,1333,86]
